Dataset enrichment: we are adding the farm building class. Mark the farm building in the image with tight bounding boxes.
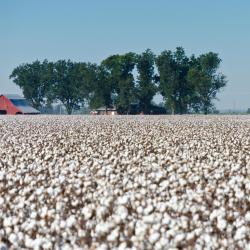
[91,106,118,115]
[0,94,40,115]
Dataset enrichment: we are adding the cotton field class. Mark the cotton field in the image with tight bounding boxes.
[0,115,250,250]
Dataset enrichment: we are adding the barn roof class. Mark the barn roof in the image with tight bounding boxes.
[18,106,40,114]
[4,94,25,99]
[2,94,40,114]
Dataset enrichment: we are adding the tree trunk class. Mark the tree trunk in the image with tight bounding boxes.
[66,105,73,115]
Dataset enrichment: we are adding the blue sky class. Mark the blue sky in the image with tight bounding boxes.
[1,0,250,110]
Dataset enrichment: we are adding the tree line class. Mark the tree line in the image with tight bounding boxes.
[10,47,226,114]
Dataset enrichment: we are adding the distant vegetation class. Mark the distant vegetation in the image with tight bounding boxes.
[10,47,226,114]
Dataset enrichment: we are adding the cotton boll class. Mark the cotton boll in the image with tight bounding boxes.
[217,218,227,231]
[149,232,160,244]
[116,206,129,220]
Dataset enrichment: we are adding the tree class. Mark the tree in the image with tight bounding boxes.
[52,60,84,114]
[89,65,115,110]
[136,49,157,114]
[10,49,227,115]
[10,60,51,110]
[77,62,98,107]
[156,47,190,114]
[174,47,191,114]
[187,52,226,114]
[117,53,137,114]
[101,53,137,114]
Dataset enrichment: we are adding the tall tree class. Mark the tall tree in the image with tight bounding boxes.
[117,52,137,114]
[174,47,191,114]
[76,62,98,106]
[156,47,190,114]
[101,53,137,114]
[52,60,84,114]
[89,65,115,110]
[187,52,226,114]
[9,60,51,110]
[136,49,157,114]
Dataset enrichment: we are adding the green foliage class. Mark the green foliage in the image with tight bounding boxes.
[89,65,114,109]
[156,47,191,114]
[52,60,83,114]
[10,48,227,115]
[136,49,157,114]
[10,60,97,114]
[101,52,137,114]
[10,60,50,109]
[187,52,227,114]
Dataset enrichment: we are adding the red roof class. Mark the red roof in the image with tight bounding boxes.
[0,95,40,115]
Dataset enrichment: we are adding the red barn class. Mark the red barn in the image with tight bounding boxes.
[0,94,40,115]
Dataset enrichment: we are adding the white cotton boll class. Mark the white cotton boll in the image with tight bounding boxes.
[179,178,187,186]
[17,231,24,242]
[245,182,250,191]
[149,232,160,244]
[157,203,167,213]
[209,210,218,221]
[8,233,18,244]
[143,215,155,224]
[136,206,144,214]
[245,243,250,250]
[144,204,154,215]
[36,188,43,196]
[113,215,122,224]
[154,241,163,250]
[96,206,108,220]
[118,242,127,250]
[5,227,12,235]
[96,223,111,236]
[30,211,37,219]
[245,211,250,222]
[96,244,108,250]
[56,201,63,211]
[217,218,227,231]
[234,226,247,240]
[0,171,5,181]
[81,206,93,220]
[25,220,36,231]
[42,240,52,249]
[32,238,44,250]
[59,175,66,183]
[103,196,114,208]
[61,243,73,250]
[0,242,8,250]
[117,195,129,205]
[159,237,169,247]
[47,186,54,196]
[160,180,169,189]
[3,217,12,227]
[116,206,128,220]
[25,236,34,248]
[175,233,185,242]
[40,207,48,218]
[66,215,76,228]
[135,222,147,236]
[107,228,119,242]
[235,190,244,199]
[0,197,4,206]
